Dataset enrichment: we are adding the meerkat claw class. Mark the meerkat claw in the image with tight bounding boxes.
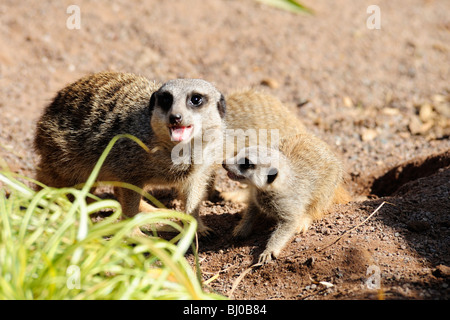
[258,251,275,265]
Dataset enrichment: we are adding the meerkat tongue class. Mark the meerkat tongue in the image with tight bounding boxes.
[170,125,193,142]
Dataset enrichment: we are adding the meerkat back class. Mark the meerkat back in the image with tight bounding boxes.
[34,72,158,187]
[34,71,159,188]
[221,89,308,162]
[225,89,307,140]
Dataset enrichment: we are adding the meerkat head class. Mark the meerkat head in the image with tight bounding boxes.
[222,145,283,189]
[149,79,226,144]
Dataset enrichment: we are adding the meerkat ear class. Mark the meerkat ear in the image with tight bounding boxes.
[267,167,278,184]
[217,93,226,118]
[149,91,157,113]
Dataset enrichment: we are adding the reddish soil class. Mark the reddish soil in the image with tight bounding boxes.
[1,0,449,299]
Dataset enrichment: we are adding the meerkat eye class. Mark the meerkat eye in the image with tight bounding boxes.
[239,158,255,171]
[189,94,203,107]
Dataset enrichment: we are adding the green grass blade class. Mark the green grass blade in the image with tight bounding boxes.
[0,134,226,300]
[255,0,314,14]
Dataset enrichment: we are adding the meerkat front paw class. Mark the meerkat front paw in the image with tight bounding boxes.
[127,226,150,239]
[232,225,248,239]
[196,221,213,237]
[139,199,158,212]
[232,221,253,239]
[296,216,313,234]
[258,250,276,265]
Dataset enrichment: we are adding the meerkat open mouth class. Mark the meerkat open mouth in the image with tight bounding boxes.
[169,125,194,142]
[226,170,246,181]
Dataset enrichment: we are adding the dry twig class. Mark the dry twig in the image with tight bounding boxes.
[228,262,263,298]
[317,201,387,252]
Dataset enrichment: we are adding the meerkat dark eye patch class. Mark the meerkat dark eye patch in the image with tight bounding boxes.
[217,93,226,118]
[157,91,173,111]
[238,157,255,171]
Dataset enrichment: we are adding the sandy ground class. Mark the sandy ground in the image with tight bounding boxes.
[0,0,449,299]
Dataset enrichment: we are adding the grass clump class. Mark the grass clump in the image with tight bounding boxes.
[0,135,224,300]
[255,0,314,14]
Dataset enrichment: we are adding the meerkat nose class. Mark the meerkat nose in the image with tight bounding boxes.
[169,113,182,125]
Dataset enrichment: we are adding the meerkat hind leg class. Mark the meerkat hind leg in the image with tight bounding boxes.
[233,202,259,239]
[114,187,179,234]
[139,198,183,233]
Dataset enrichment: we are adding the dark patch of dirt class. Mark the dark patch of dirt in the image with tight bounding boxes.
[1,0,449,299]
[370,150,450,197]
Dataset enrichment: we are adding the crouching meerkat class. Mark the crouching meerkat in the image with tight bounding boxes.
[219,89,350,263]
[223,133,349,264]
[34,71,226,235]
[213,88,309,202]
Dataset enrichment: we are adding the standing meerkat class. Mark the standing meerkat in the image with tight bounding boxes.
[223,133,349,264]
[34,71,226,235]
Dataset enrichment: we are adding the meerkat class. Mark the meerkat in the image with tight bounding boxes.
[219,89,350,203]
[34,71,226,235]
[222,133,349,264]
[210,88,308,202]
